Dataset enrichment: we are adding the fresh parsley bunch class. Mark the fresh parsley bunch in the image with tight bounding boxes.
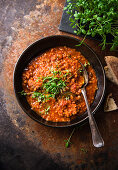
[64,0,118,51]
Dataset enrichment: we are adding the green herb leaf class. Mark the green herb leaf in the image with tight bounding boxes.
[65,96,70,100]
[80,148,88,153]
[18,90,27,96]
[45,106,50,114]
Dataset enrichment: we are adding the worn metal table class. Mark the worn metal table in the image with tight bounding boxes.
[0,0,118,169]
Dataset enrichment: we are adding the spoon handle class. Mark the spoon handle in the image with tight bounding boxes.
[81,87,104,147]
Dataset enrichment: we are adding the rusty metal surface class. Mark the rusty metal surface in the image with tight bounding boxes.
[0,0,118,169]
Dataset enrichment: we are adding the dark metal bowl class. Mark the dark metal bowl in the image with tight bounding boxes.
[14,35,105,127]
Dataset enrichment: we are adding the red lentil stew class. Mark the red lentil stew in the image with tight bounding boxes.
[21,46,98,122]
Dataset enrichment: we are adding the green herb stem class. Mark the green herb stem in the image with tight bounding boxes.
[64,128,76,148]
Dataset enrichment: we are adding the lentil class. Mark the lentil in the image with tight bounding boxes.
[22,46,97,122]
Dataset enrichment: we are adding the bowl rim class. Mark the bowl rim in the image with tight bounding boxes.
[13,34,105,127]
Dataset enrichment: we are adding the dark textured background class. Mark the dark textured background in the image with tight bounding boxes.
[0,0,118,169]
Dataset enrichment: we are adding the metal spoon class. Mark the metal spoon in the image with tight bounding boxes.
[79,61,104,147]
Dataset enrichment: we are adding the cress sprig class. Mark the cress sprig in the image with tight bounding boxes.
[20,62,90,103]
[64,0,118,51]
[20,69,71,103]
